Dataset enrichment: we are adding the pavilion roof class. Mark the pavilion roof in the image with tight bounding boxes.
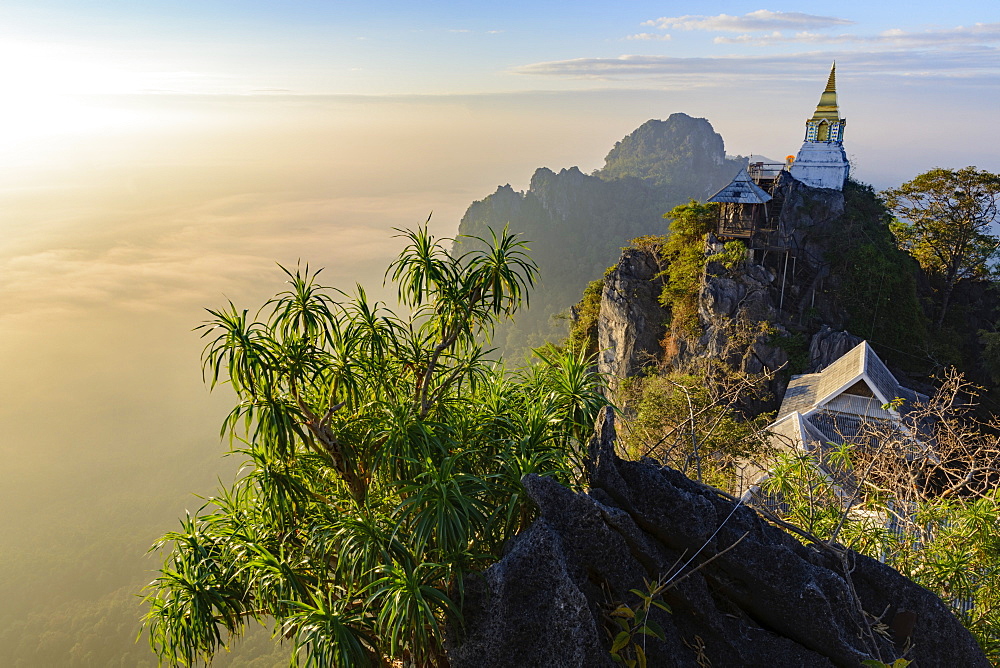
[707,168,772,204]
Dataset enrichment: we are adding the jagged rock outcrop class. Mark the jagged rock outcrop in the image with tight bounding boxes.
[698,250,789,385]
[599,115,734,199]
[808,325,863,373]
[594,241,791,408]
[449,409,989,668]
[597,247,669,393]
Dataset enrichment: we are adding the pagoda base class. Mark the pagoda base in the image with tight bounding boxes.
[789,142,849,190]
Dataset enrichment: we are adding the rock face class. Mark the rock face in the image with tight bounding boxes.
[597,246,669,393]
[449,409,990,668]
[772,172,850,327]
[697,249,789,395]
[808,325,863,373]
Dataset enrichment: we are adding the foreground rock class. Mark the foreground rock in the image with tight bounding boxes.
[448,408,988,667]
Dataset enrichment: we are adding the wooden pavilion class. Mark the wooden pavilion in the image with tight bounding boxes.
[708,167,773,239]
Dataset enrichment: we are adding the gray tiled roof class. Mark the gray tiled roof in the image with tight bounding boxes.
[802,340,908,409]
[758,339,933,513]
[814,341,866,405]
[800,418,830,453]
[863,342,902,404]
[770,340,926,454]
[767,412,805,451]
[777,374,820,419]
[707,168,773,204]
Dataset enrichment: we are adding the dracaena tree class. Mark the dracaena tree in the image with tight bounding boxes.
[141,225,608,667]
[884,167,1000,330]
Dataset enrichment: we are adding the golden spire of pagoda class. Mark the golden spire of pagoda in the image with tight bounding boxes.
[811,63,840,121]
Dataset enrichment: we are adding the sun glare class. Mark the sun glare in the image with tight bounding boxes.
[0,41,177,155]
[1,40,142,96]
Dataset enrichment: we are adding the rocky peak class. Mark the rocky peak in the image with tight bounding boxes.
[598,114,736,198]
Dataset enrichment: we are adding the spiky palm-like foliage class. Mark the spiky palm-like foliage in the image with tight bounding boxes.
[142,225,608,667]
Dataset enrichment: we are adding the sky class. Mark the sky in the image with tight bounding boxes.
[1,0,999,645]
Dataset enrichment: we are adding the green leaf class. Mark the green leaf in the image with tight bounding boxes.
[611,604,636,619]
[611,630,631,654]
[652,600,672,614]
[635,644,647,668]
[640,620,666,641]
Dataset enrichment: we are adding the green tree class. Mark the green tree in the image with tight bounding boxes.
[884,167,1000,329]
[659,200,718,338]
[141,226,608,666]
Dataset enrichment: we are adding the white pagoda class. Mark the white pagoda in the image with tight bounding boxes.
[789,64,849,190]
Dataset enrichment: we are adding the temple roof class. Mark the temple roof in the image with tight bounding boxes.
[748,340,932,506]
[777,341,912,421]
[707,168,772,204]
[810,63,841,122]
[774,340,929,439]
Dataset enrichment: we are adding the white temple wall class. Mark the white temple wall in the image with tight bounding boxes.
[789,142,850,190]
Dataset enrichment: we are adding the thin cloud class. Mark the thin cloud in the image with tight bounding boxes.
[450,28,505,35]
[642,10,853,33]
[0,186,438,321]
[715,22,1000,46]
[511,49,1000,81]
[627,33,672,41]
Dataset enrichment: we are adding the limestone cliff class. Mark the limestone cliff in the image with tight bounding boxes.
[592,175,933,407]
[597,246,668,394]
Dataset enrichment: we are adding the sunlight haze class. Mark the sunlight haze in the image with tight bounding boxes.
[1,0,998,664]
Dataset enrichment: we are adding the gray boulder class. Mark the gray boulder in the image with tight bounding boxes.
[449,408,989,668]
[808,325,863,373]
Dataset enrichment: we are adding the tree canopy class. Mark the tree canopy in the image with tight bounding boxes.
[141,226,608,666]
[884,167,1000,328]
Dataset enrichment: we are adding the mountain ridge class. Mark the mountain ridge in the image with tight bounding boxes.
[455,113,744,359]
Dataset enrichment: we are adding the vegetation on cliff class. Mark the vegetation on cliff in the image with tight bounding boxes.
[567,278,603,358]
[621,372,773,490]
[831,180,928,370]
